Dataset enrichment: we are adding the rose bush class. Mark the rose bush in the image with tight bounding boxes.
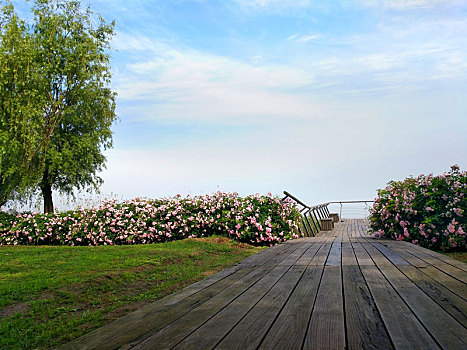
[369,165,466,252]
[0,192,301,246]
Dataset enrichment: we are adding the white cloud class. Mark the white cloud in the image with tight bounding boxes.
[360,0,446,9]
[287,34,322,43]
[232,0,312,10]
[111,36,324,123]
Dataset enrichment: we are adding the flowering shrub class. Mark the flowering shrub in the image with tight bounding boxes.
[369,165,466,252]
[0,192,301,246]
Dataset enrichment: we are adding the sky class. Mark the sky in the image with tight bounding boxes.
[10,0,467,209]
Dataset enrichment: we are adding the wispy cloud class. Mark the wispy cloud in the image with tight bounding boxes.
[360,0,447,9]
[287,34,322,43]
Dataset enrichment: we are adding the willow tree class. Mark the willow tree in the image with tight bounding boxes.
[0,0,117,213]
[0,3,45,206]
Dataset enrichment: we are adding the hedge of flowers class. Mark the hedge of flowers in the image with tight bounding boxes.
[369,165,466,252]
[0,192,302,247]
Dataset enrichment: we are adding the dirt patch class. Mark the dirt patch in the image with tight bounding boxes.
[0,301,30,318]
[202,270,216,277]
[103,300,149,322]
[162,257,185,265]
[120,264,156,274]
[191,236,230,244]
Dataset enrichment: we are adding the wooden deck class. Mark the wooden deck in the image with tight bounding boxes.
[62,219,467,350]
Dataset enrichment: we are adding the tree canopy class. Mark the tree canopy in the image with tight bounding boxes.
[0,0,117,212]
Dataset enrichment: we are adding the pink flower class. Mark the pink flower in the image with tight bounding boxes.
[447,224,456,234]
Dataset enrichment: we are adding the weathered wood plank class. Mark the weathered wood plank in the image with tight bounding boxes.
[294,243,320,266]
[374,241,466,300]
[342,241,393,350]
[326,237,342,267]
[172,243,316,350]
[373,242,467,326]
[382,242,467,294]
[265,242,309,266]
[131,265,281,350]
[378,241,429,267]
[215,265,306,350]
[358,264,440,349]
[371,242,409,266]
[304,237,345,350]
[398,265,467,328]
[308,237,334,266]
[279,243,314,266]
[352,240,440,350]
[361,240,467,350]
[258,265,324,350]
[304,265,345,350]
[395,240,467,272]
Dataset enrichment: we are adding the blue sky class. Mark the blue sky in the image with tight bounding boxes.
[12,0,467,207]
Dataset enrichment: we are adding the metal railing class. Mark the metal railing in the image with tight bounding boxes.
[282,191,374,237]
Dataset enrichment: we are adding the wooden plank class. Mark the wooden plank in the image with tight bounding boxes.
[132,240,312,349]
[402,246,467,283]
[350,237,375,266]
[395,240,467,272]
[279,243,313,266]
[239,241,305,267]
[382,240,467,284]
[326,237,342,267]
[352,240,440,350]
[378,242,429,267]
[373,242,467,326]
[361,241,467,350]
[215,265,307,350]
[173,263,306,350]
[303,264,345,350]
[265,242,308,266]
[133,264,288,350]
[295,243,320,266]
[258,265,324,350]
[358,264,440,349]
[168,244,309,349]
[376,242,466,300]
[342,241,393,350]
[308,237,334,266]
[371,242,409,266]
[398,265,467,328]
[238,243,287,266]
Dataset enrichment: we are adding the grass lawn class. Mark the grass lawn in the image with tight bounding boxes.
[0,237,263,349]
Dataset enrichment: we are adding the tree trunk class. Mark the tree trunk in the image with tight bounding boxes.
[40,166,54,214]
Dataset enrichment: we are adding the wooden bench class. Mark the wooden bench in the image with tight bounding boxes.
[320,217,334,231]
[329,213,340,223]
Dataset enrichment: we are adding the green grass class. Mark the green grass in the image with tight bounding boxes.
[442,252,467,264]
[0,237,263,349]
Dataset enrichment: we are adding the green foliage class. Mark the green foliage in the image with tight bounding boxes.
[369,165,467,252]
[0,0,117,211]
[0,192,302,246]
[0,3,46,204]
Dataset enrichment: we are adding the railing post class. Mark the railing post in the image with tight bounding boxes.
[298,208,310,237]
[303,209,315,236]
[309,209,319,235]
[318,205,326,220]
[313,208,322,230]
